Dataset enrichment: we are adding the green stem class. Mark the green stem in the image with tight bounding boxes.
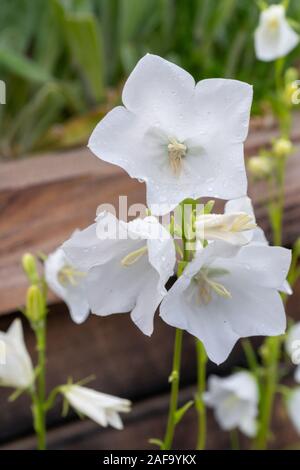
[195,339,207,450]
[254,57,290,450]
[255,336,281,449]
[163,328,183,450]
[242,338,259,375]
[230,429,240,450]
[35,319,47,450]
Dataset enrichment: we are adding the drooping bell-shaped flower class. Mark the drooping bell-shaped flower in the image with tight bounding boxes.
[63,212,176,336]
[160,240,291,364]
[255,4,299,61]
[61,384,131,430]
[204,371,258,436]
[45,246,89,324]
[0,319,34,389]
[89,54,253,215]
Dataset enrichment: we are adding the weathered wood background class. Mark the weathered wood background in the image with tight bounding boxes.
[0,116,300,449]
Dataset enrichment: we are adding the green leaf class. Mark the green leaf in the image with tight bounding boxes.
[0,46,52,83]
[174,400,194,425]
[54,0,105,102]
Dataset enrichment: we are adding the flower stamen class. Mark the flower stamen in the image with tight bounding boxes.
[121,246,148,267]
[167,138,187,175]
[58,265,86,286]
[230,214,256,232]
[194,267,231,305]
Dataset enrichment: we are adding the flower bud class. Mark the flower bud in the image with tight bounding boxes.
[273,138,293,158]
[285,67,299,85]
[247,156,272,179]
[22,253,39,284]
[26,285,45,322]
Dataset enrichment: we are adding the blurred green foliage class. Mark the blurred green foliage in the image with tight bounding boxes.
[0,0,299,158]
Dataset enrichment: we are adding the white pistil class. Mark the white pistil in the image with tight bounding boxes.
[58,265,86,286]
[121,246,148,267]
[167,138,187,175]
[194,267,231,305]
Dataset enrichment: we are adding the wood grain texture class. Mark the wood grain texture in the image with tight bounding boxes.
[0,115,300,315]
[1,381,298,450]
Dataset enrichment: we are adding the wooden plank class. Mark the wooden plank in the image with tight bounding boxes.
[0,289,298,447]
[1,382,298,450]
[1,116,300,315]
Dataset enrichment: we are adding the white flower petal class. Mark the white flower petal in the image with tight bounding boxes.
[160,276,240,364]
[219,244,291,291]
[122,54,195,137]
[45,247,90,324]
[238,406,257,437]
[225,196,254,217]
[205,371,258,435]
[85,246,148,317]
[285,322,300,359]
[0,319,34,389]
[219,371,258,403]
[193,78,253,143]
[63,214,132,272]
[89,55,252,215]
[130,269,164,336]
[106,410,124,430]
[161,241,290,364]
[295,366,300,384]
[88,106,152,181]
[63,385,131,429]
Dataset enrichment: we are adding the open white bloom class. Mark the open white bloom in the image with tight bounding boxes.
[0,319,34,389]
[89,54,252,215]
[160,241,291,364]
[255,5,299,61]
[63,212,176,336]
[195,197,256,246]
[204,371,258,436]
[286,388,300,434]
[61,385,131,430]
[45,246,89,324]
[228,197,292,295]
[285,322,300,383]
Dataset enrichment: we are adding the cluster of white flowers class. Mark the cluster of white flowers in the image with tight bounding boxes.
[43,54,291,369]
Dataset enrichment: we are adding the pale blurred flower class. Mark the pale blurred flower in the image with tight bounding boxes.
[45,246,89,324]
[63,212,176,336]
[89,54,252,215]
[61,385,131,430]
[285,322,300,383]
[0,319,34,389]
[255,4,299,61]
[286,388,300,434]
[160,240,291,364]
[273,138,293,157]
[204,371,258,436]
[247,156,272,179]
